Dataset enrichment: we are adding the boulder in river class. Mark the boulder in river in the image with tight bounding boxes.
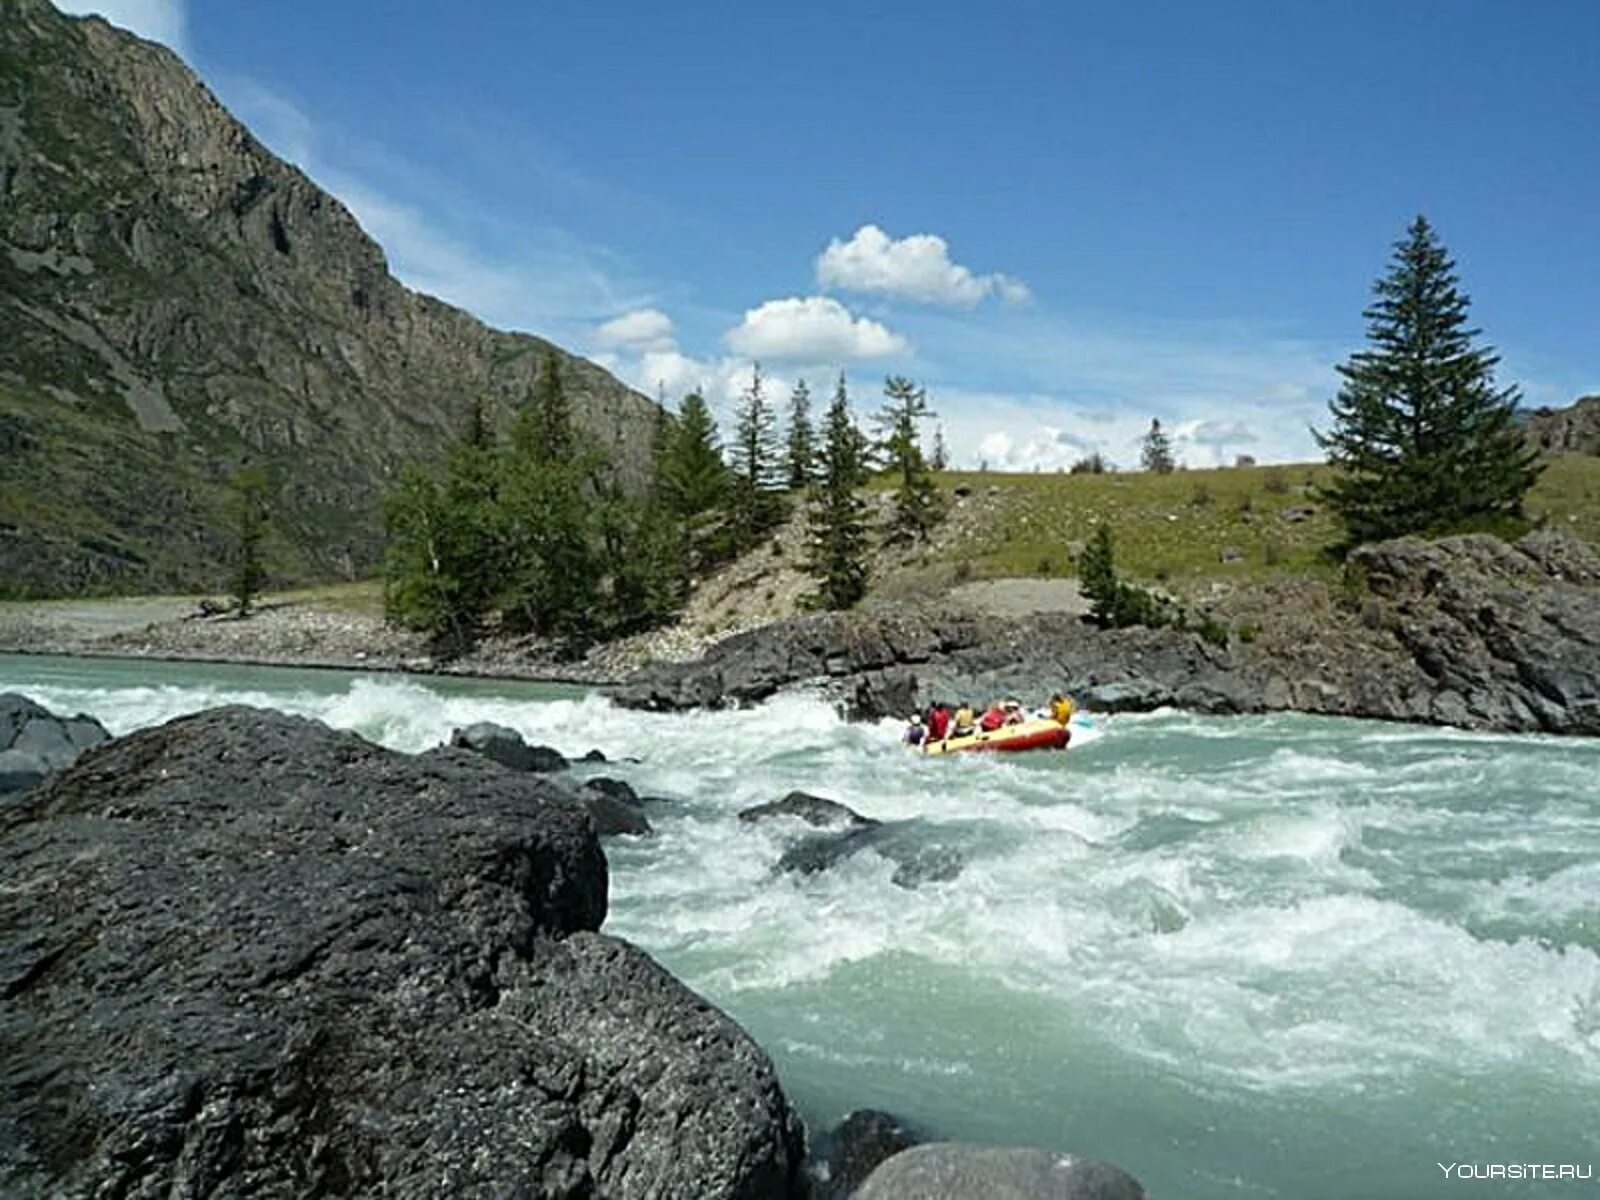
[0,692,109,796]
[448,719,569,772]
[0,707,803,1197]
[855,1143,1146,1200]
[580,776,651,836]
[740,791,879,829]
[812,1109,920,1198]
[774,820,964,890]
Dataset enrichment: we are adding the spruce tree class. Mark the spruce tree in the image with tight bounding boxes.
[785,378,817,490]
[931,425,950,471]
[804,380,870,609]
[225,465,269,617]
[503,363,600,637]
[729,363,785,546]
[1315,215,1542,543]
[876,375,943,543]
[1140,419,1175,473]
[660,390,733,574]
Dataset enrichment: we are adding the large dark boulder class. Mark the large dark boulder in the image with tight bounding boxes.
[449,720,569,772]
[0,707,803,1198]
[855,1144,1146,1200]
[0,692,109,796]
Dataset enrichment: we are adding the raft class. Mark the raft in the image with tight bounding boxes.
[920,717,1070,756]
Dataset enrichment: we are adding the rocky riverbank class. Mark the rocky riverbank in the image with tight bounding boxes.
[612,530,1600,737]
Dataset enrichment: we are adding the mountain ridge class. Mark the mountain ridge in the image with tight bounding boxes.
[1,0,655,596]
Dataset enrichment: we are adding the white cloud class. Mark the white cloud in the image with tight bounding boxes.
[594,308,676,352]
[725,296,908,361]
[56,0,189,58]
[817,224,1030,307]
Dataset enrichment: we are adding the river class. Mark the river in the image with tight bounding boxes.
[4,653,1598,1199]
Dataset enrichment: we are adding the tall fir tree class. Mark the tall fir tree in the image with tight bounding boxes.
[930,425,950,471]
[225,465,269,617]
[729,363,785,546]
[804,379,870,610]
[660,390,733,574]
[1315,215,1542,544]
[785,378,817,490]
[502,363,600,637]
[1140,419,1175,473]
[875,375,943,543]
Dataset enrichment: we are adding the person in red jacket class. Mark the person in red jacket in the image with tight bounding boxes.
[926,702,952,743]
[978,700,1007,732]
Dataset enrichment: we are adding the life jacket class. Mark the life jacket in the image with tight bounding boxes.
[952,706,976,733]
[979,707,1006,732]
[1050,697,1074,725]
[928,707,952,740]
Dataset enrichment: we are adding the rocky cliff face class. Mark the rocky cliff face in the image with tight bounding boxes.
[0,707,805,1197]
[0,0,655,595]
[612,531,1600,737]
[1526,395,1600,455]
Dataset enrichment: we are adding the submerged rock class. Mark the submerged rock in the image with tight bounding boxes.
[0,692,109,796]
[740,791,879,829]
[855,1143,1146,1200]
[774,820,965,890]
[448,720,569,772]
[813,1109,920,1198]
[0,707,803,1197]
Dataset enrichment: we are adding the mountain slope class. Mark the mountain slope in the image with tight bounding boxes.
[0,0,655,596]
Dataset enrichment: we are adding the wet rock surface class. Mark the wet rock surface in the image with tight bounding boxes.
[614,532,1600,736]
[0,692,108,796]
[854,1143,1146,1200]
[810,1109,921,1198]
[740,791,880,829]
[0,707,803,1198]
[449,720,569,772]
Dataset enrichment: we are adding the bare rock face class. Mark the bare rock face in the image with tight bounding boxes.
[0,707,804,1197]
[0,0,656,595]
[614,532,1600,737]
[1526,395,1600,455]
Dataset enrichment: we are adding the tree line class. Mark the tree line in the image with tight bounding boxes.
[379,355,946,645]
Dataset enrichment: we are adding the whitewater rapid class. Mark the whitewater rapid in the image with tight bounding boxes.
[4,654,1598,1198]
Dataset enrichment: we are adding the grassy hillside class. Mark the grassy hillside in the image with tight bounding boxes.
[896,453,1600,596]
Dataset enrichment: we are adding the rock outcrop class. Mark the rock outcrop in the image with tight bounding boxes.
[612,532,1600,736]
[810,1109,920,1199]
[740,791,880,829]
[449,721,570,773]
[1526,395,1600,455]
[854,1144,1145,1200]
[0,707,803,1197]
[0,692,108,795]
[0,0,656,595]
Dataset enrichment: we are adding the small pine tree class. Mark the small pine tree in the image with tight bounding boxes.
[1315,215,1542,544]
[225,465,269,617]
[804,380,870,609]
[785,378,817,490]
[931,425,950,471]
[518,350,574,467]
[1078,522,1170,629]
[1140,419,1175,474]
[729,363,785,547]
[876,376,943,543]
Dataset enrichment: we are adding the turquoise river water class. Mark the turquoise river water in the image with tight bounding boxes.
[3,653,1598,1198]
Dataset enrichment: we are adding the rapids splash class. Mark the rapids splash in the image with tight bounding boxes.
[4,653,1599,1199]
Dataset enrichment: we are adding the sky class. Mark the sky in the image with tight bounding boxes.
[57,0,1600,469]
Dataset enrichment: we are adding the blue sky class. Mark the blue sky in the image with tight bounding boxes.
[60,1,1600,467]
